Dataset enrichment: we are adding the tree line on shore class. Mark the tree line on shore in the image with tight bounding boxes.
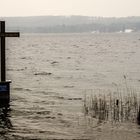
[3,16,140,33]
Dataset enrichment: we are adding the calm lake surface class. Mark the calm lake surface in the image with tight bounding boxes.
[1,33,140,139]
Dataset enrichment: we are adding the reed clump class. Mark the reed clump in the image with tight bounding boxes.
[83,87,140,124]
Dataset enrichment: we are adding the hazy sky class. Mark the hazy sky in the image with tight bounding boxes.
[0,0,140,17]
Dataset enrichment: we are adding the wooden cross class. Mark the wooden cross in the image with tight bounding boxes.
[0,21,20,82]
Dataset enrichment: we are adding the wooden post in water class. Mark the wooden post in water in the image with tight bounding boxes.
[0,21,20,107]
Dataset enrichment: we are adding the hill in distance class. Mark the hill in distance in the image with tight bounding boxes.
[2,16,140,33]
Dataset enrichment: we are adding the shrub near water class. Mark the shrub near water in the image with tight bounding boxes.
[83,87,140,124]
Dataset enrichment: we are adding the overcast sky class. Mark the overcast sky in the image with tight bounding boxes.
[0,0,140,17]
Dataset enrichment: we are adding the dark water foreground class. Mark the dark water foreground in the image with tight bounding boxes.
[0,99,140,140]
[1,33,140,139]
[0,106,12,139]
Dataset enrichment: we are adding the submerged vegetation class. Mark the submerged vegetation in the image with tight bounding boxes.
[83,76,140,125]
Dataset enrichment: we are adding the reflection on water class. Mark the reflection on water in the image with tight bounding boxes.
[0,101,12,139]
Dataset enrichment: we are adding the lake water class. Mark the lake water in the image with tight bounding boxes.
[0,33,140,139]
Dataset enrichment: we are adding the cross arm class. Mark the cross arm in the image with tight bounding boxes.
[0,32,20,37]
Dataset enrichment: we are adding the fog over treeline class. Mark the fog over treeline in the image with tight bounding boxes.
[3,16,140,33]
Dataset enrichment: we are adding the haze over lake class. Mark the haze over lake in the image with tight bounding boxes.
[3,16,140,33]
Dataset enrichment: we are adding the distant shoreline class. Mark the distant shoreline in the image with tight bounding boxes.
[2,16,140,33]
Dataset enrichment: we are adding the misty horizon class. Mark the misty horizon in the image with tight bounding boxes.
[2,16,140,33]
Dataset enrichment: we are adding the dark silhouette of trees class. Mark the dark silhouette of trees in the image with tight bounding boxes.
[4,16,140,33]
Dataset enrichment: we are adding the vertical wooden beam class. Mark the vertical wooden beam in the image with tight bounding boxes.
[0,21,6,81]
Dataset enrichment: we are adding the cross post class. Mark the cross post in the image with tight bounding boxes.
[0,21,20,107]
[0,21,20,81]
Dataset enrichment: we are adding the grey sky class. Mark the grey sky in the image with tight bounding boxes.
[0,0,140,17]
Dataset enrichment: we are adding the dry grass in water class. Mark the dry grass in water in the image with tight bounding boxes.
[83,78,140,124]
